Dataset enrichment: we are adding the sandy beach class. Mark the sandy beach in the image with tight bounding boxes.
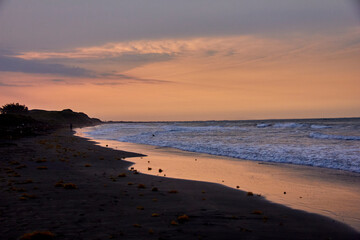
[1,130,359,240]
[80,135,360,232]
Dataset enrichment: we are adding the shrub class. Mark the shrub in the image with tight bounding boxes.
[0,103,28,115]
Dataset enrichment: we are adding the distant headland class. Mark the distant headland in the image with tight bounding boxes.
[0,103,101,139]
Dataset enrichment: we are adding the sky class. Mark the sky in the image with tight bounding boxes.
[0,0,359,121]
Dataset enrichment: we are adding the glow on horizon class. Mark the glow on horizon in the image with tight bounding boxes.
[1,31,359,121]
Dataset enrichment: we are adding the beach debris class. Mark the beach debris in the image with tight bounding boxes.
[240,227,252,232]
[252,210,263,215]
[236,186,240,189]
[9,161,20,165]
[36,159,47,163]
[118,173,126,177]
[84,164,91,167]
[16,164,27,169]
[21,179,33,184]
[5,168,14,173]
[177,214,189,222]
[168,190,178,194]
[148,167,152,171]
[138,184,146,189]
[11,172,21,177]
[136,206,144,210]
[152,213,160,217]
[133,224,141,228]
[283,191,286,194]
[21,193,36,199]
[130,167,134,170]
[19,231,55,240]
[152,187,158,192]
[63,183,78,189]
[247,192,254,196]
[148,161,150,163]
[158,169,163,173]
[133,170,139,174]
[170,220,179,226]
[54,180,64,187]
[37,166,48,170]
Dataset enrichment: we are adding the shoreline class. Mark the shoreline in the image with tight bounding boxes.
[77,128,360,231]
[0,129,359,239]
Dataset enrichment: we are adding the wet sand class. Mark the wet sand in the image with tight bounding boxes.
[0,129,359,239]
[85,138,360,231]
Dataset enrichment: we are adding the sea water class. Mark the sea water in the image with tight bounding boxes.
[84,118,360,173]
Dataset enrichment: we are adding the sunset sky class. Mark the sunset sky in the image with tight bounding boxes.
[0,0,359,121]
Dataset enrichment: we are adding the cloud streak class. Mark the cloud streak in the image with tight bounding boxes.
[0,1,358,51]
[15,30,360,64]
[0,52,170,86]
[0,54,94,77]
[3,29,359,88]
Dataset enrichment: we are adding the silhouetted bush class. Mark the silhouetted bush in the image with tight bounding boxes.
[0,103,28,114]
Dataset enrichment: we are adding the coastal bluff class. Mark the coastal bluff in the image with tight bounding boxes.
[0,108,101,139]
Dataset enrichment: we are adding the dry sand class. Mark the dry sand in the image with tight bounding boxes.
[0,130,359,240]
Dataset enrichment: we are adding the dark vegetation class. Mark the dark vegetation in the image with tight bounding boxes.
[0,103,28,114]
[0,103,101,139]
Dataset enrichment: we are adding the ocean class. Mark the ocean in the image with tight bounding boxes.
[83,118,360,173]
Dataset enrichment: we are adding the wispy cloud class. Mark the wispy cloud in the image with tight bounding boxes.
[0,52,170,85]
[0,81,32,87]
[3,29,359,87]
[0,54,94,77]
[15,31,360,64]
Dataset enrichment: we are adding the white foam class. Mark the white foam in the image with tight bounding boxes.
[309,132,360,141]
[256,123,271,128]
[273,122,304,128]
[84,120,360,173]
[311,124,331,129]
